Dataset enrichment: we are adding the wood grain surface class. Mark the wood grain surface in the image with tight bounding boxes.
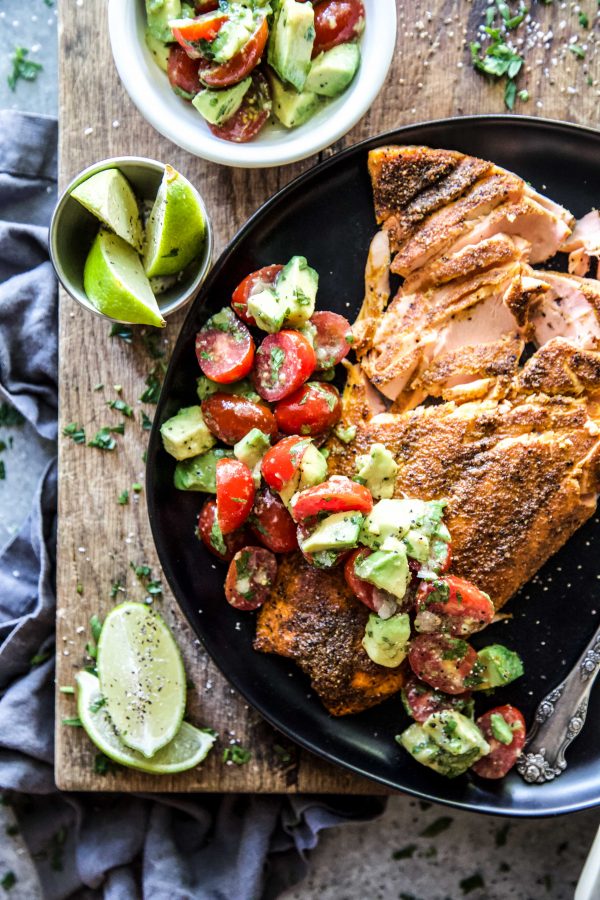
[55,0,598,792]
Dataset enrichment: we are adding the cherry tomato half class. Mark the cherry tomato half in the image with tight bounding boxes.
[401,674,473,724]
[250,487,298,553]
[471,705,526,779]
[224,545,278,611]
[202,393,277,445]
[312,0,365,56]
[167,45,202,96]
[414,576,495,637]
[343,547,397,616]
[208,70,271,143]
[231,264,284,327]
[310,311,353,371]
[253,330,316,402]
[201,16,269,88]
[216,458,255,534]
[172,13,228,57]
[275,381,341,437]
[196,307,255,384]
[290,475,373,523]
[261,435,312,492]
[408,633,478,695]
[194,0,220,12]
[196,498,250,562]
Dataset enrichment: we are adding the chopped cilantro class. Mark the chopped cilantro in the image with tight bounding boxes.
[62,716,82,727]
[93,383,104,391]
[110,422,125,435]
[132,482,143,493]
[90,614,102,643]
[569,44,586,59]
[89,696,106,714]
[273,743,293,764]
[7,46,42,91]
[223,744,251,765]
[147,580,163,596]
[420,815,453,837]
[209,519,227,556]
[442,639,469,661]
[470,25,524,110]
[142,330,165,359]
[392,844,417,859]
[140,370,162,404]
[0,404,25,426]
[269,346,286,386]
[109,323,133,343]
[517,88,529,102]
[88,427,117,450]
[94,752,117,776]
[107,398,134,418]
[578,12,589,27]
[131,563,152,579]
[110,579,124,599]
[63,422,86,443]
[0,460,5,480]
[1,872,16,890]
[141,411,153,431]
[504,78,517,110]
[30,649,52,667]
[76,583,83,595]
[118,489,129,505]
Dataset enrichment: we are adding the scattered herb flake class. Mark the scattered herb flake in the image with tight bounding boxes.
[517,88,529,102]
[7,46,42,92]
[30,650,52,667]
[89,696,106,714]
[94,752,117,776]
[141,411,153,431]
[107,398,134,418]
[110,580,124,599]
[88,427,117,450]
[109,323,133,343]
[142,330,166,359]
[420,816,453,838]
[93,383,104,392]
[392,844,417,860]
[62,716,82,727]
[63,422,86,444]
[110,423,125,435]
[131,563,152,579]
[460,873,485,894]
[273,743,293,764]
[579,11,589,27]
[90,614,102,643]
[223,744,251,765]
[59,686,75,694]
[569,44,586,59]
[0,460,5,480]
[118,489,129,505]
[0,404,25,427]
[140,370,162,404]
[132,482,142,493]
[1,872,16,890]
[76,583,83,595]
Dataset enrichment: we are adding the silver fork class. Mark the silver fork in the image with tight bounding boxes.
[517,624,600,783]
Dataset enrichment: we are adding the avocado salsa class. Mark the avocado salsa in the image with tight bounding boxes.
[144,0,365,143]
[160,254,527,783]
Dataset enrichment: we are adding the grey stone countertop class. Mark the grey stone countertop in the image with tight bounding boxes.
[0,2,597,898]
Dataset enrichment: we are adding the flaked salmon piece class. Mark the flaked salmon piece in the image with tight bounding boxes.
[254,553,406,716]
[420,333,523,396]
[445,196,571,265]
[328,392,600,610]
[531,271,600,350]
[340,361,387,426]
[353,229,391,355]
[390,173,524,275]
[523,183,574,229]
[517,337,600,398]
[560,211,600,278]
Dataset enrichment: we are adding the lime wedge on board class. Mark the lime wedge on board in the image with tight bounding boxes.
[144,164,206,278]
[70,168,144,252]
[76,671,216,774]
[83,229,166,327]
[96,602,186,757]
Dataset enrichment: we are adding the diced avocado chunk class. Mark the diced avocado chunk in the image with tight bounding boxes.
[304,42,361,97]
[397,711,490,778]
[269,71,321,128]
[234,428,271,487]
[403,529,430,564]
[161,405,216,460]
[354,547,410,601]
[146,0,181,41]
[362,612,410,668]
[247,287,287,334]
[354,443,398,500]
[279,441,328,508]
[469,645,524,690]
[277,256,318,326]
[196,375,259,403]
[192,77,252,126]
[268,0,315,91]
[334,423,357,444]
[361,498,449,551]
[300,511,363,554]
[173,447,234,492]
[145,30,171,72]
[209,5,256,64]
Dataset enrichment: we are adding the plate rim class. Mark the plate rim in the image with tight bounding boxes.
[147,115,600,817]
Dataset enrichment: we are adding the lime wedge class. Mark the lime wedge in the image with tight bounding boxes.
[143,164,206,278]
[96,602,186,757]
[84,229,166,327]
[71,168,144,253]
[76,671,216,774]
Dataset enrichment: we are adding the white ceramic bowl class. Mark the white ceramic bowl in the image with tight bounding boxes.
[108,0,397,168]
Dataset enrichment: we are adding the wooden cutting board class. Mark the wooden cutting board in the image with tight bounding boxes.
[55,0,596,792]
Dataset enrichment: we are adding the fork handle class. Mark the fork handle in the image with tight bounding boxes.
[517,626,600,784]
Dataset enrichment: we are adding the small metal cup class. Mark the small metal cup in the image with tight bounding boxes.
[49,156,213,323]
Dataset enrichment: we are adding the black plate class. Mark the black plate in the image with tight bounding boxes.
[148,116,600,816]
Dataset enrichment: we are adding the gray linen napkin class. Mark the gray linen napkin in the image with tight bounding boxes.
[0,110,385,900]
